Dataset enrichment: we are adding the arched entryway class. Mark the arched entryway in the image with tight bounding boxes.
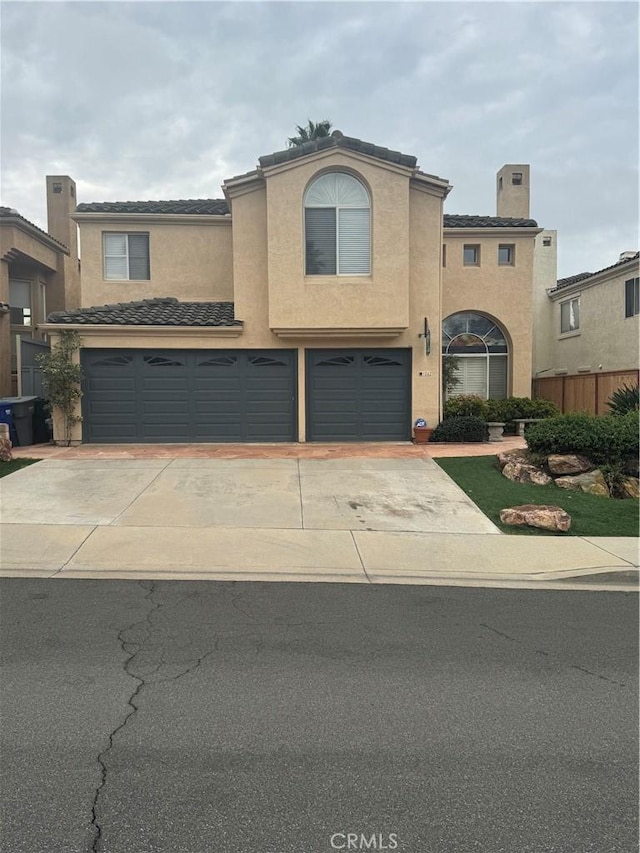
[442,311,509,399]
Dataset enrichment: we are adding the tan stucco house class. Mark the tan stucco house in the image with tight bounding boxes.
[0,177,79,397]
[39,131,544,444]
[533,250,639,413]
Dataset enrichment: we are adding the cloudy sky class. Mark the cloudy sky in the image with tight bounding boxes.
[1,1,637,278]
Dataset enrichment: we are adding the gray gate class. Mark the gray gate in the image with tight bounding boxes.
[82,349,297,443]
[20,339,50,397]
[306,348,411,441]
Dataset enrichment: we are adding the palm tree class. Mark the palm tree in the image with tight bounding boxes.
[287,119,333,148]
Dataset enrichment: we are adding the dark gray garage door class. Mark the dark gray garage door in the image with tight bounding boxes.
[82,349,297,443]
[306,348,411,441]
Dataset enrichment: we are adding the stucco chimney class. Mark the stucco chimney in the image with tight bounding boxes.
[496,165,530,219]
[46,176,80,310]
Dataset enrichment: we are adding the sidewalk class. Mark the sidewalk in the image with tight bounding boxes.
[3,440,638,592]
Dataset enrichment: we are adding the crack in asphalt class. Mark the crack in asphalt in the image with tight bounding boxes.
[90,581,161,852]
[479,622,627,688]
[89,584,264,851]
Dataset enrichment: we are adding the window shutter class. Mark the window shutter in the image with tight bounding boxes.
[128,235,150,280]
[449,358,487,398]
[488,356,508,399]
[462,358,488,397]
[305,208,336,275]
[104,234,128,280]
[338,208,370,274]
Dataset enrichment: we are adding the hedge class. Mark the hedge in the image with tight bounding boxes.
[525,411,639,466]
[486,397,560,432]
[430,416,487,443]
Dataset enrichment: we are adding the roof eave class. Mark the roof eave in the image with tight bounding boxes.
[0,214,70,254]
[39,323,244,336]
[71,212,231,225]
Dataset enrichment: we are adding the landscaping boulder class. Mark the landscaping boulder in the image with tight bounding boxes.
[496,448,531,470]
[0,424,11,462]
[554,470,609,497]
[620,477,640,499]
[547,454,593,476]
[502,461,552,486]
[500,504,572,532]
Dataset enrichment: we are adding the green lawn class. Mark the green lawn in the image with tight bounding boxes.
[0,458,40,478]
[435,455,639,537]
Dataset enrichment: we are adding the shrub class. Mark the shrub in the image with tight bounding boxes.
[430,416,487,443]
[607,383,639,416]
[443,395,489,420]
[486,397,560,432]
[525,411,639,466]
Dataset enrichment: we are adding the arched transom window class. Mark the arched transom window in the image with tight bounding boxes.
[442,311,509,399]
[304,172,371,276]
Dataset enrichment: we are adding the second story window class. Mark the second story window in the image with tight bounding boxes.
[304,172,371,276]
[103,233,150,280]
[498,244,515,265]
[625,277,639,317]
[463,244,480,266]
[560,297,580,333]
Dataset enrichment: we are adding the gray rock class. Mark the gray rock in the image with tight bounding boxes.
[500,504,572,532]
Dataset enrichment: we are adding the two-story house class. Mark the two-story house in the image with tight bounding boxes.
[533,250,639,413]
[0,178,79,396]
[41,131,543,444]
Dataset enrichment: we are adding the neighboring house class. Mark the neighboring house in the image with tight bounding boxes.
[41,131,544,444]
[533,251,640,414]
[0,177,80,396]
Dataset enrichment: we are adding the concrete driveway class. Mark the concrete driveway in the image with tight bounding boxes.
[1,455,638,589]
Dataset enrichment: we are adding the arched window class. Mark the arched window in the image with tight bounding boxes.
[442,311,508,399]
[304,172,371,275]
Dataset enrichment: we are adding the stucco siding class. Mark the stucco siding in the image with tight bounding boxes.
[442,232,536,396]
[77,219,233,306]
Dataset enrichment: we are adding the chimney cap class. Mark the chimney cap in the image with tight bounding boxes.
[619,250,638,262]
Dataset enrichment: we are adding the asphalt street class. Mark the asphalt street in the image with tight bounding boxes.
[0,579,637,853]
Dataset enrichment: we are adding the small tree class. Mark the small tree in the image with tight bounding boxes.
[37,330,83,446]
[442,354,461,398]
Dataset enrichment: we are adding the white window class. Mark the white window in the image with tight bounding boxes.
[9,280,32,326]
[560,297,580,333]
[498,244,515,265]
[463,245,480,266]
[304,172,370,275]
[103,233,150,280]
[442,311,509,400]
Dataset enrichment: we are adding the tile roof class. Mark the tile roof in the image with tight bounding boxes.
[47,298,243,327]
[553,252,639,291]
[0,205,69,250]
[75,199,230,215]
[258,130,419,170]
[444,214,538,228]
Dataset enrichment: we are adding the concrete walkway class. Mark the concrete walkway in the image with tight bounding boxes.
[2,442,638,591]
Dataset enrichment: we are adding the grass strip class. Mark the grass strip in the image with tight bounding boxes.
[0,458,41,479]
[435,455,639,537]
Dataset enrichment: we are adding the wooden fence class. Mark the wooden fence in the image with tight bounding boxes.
[533,370,639,415]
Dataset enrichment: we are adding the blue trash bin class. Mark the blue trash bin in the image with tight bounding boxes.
[0,402,18,446]
[0,397,37,446]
